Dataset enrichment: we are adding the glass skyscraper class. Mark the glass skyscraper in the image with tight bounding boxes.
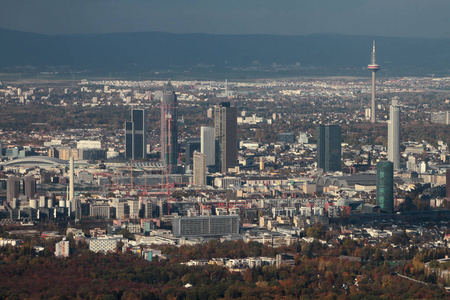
[125,109,147,160]
[214,102,237,173]
[317,124,341,172]
[160,81,178,173]
[377,161,394,213]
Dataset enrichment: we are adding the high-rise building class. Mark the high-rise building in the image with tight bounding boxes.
[125,109,147,160]
[388,99,401,170]
[184,138,201,168]
[23,175,36,199]
[377,161,394,213]
[446,169,450,199]
[193,151,207,186]
[201,126,215,167]
[215,102,237,173]
[6,176,19,203]
[317,124,341,172]
[160,81,178,173]
[368,41,380,123]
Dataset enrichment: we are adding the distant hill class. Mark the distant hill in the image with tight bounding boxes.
[1,28,450,76]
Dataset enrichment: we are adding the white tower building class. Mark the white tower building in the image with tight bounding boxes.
[388,99,401,170]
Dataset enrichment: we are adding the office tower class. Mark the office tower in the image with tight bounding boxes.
[160,81,178,173]
[377,161,394,213]
[125,109,147,160]
[23,175,36,199]
[317,124,341,172]
[6,176,19,203]
[215,102,238,173]
[446,169,450,198]
[193,151,207,186]
[368,41,380,123]
[388,99,401,170]
[184,138,201,168]
[201,126,215,167]
[172,215,240,237]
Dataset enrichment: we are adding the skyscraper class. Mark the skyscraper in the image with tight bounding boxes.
[215,102,237,173]
[23,175,36,199]
[6,175,19,203]
[368,41,380,123]
[317,124,341,172]
[193,151,207,186]
[184,138,201,168]
[125,109,147,160]
[377,161,394,214]
[201,126,215,167]
[160,81,178,173]
[388,99,401,170]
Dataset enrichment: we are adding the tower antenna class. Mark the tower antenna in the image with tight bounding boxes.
[368,40,380,123]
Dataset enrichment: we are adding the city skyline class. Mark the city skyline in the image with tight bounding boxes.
[0,75,449,298]
[1,0,450,297]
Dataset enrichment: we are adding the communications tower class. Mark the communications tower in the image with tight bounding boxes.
[368,41,380,123]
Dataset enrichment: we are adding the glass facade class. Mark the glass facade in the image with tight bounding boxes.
[377,161,394,213]
[214,102,237,173]
[160,82,178,173]
[317,124,341,172]
[125,109,147,160]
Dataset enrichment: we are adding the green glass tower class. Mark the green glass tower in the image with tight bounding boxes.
[377,161,394,213]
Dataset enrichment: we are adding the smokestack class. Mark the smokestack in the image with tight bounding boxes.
[69,156,74,204]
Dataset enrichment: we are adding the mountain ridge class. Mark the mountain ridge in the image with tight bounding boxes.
[1,28,449,76]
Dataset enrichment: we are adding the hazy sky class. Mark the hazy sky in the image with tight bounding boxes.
[1,0,450,38]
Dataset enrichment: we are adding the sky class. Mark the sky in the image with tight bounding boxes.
[1,0,450,38]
